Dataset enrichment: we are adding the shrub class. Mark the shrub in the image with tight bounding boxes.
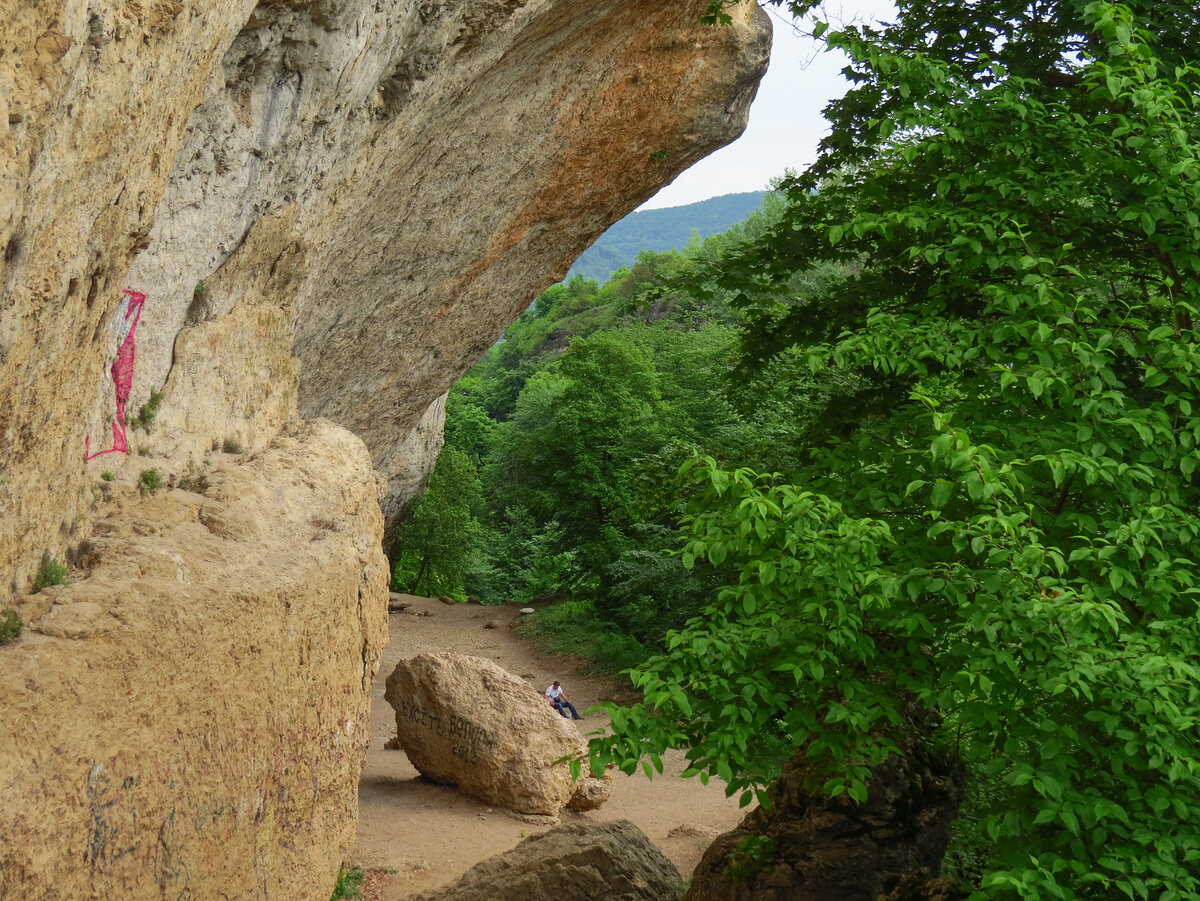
[130,388,163,431]
[138,469,162,496]
[177,470,209,493]
[221,437,243,454]
[515,600,649,674]
[31,552,69,593]
[100,471,115,481]
[1,608,23,644]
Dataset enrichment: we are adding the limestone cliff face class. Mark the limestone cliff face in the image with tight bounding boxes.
[0,0,768,896]
[0,0,769,588]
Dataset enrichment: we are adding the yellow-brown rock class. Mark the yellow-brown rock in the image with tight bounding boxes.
[0,419,389,898]
[384,652,607,816]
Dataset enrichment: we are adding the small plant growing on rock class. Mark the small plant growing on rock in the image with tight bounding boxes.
[221,437,244,454]
[186,280,212,324]
[722,834,778,882]
[138,445,151,457]
[177,464,209,494]
[138,468,162,496]
[100,471,115,481]
[0,608,21,644]
[130,388,164,431]
[31,553,69,593]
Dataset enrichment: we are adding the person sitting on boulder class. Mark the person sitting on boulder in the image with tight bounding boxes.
[545,680,582,719]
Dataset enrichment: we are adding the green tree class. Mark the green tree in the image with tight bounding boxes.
[595,2,1200,898]
[444,384,495,464]
[497,331,669,552]
[466,506,575,604]
[390,446,482,598]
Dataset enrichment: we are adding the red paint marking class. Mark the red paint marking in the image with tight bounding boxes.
[85,289,147,461]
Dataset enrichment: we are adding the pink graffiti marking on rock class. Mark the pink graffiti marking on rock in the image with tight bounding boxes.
[84,289,147,461]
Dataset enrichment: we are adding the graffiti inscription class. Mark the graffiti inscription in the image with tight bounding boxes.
[396,699,495,765]
[85,289,147,460]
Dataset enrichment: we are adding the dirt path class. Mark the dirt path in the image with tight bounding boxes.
[353,594,744,899]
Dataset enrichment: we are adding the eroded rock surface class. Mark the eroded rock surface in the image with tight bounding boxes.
[385,652,608,815]
[565,767,616,812]
[0,419,389,899]
[411,820,686,901]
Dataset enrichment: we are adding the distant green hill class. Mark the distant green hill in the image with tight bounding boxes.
[567,191,768,283]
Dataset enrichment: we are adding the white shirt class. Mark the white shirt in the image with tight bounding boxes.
[546,684,564,701]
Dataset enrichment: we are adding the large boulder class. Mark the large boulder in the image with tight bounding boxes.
[683,743,963,901]
[412,820,686,901]
[0,419,389,899]
[384,652,607,815]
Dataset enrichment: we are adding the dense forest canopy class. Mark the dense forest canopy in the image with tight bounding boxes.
[394,1,1200,897]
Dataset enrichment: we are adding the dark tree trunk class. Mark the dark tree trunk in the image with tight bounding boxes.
[410,551,432,594]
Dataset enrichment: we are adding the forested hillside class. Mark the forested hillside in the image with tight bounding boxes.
[566,191,767,282]
[390,1,1200,898]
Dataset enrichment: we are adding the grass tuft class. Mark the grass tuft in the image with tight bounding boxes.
[330,865,364,900]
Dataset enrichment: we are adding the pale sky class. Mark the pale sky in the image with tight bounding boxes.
[640,1,897,210]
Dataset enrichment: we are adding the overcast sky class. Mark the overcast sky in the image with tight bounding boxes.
[640,1,897,210]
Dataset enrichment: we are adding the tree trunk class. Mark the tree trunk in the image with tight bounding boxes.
[410,551,432,595]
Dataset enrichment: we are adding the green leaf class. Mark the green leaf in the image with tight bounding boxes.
[930,480,953,508]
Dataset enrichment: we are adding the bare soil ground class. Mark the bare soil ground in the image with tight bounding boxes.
[353,594,745,899]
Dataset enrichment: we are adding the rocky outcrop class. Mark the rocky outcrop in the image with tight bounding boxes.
[381,394,449,525]
[385,652,608,815]
[289,1,772,522]
[0,0,770,589]
[0,419,389,899]
[411,820,686,901]
[683,746,963,901]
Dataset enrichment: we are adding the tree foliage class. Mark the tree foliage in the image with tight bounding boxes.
[593,2,1200,898]
[432,230,794,627]
[390,446,482,598]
